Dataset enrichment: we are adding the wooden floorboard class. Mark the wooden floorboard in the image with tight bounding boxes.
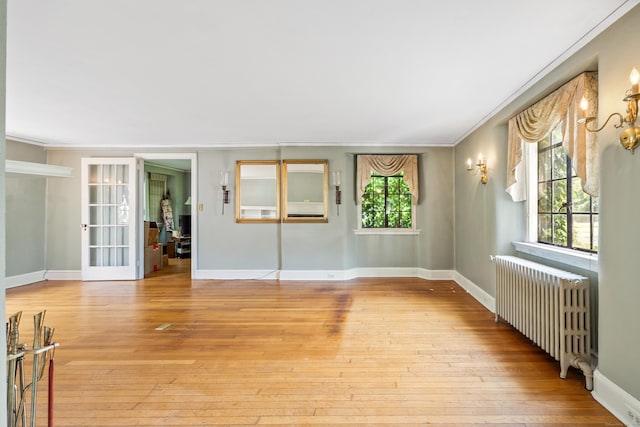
[6,259,622,426]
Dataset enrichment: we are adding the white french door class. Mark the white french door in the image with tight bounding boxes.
[81,157,141,281]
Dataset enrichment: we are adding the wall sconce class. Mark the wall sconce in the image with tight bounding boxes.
[220,170,230,214]
[578,67,640,153]
[331,170,342,215]
[467,154,488,184]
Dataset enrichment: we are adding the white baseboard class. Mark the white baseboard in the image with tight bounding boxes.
[5,270,47,288]
[593,368,640,426]
[343,267,454,281]
[278,270,349,281]
[419,269,455,280]
[346,267,423,278]
[42,267,458,284]
[193,267,455,282]
[192,269,280,280]
[453,271,496,313]
[44,270,82,281]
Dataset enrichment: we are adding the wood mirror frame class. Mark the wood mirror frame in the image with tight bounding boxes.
[281,159,328,223]
[235,160,281,223]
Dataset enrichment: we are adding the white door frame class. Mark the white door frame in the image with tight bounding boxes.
[135,152,197,278]
[81,157,141,281]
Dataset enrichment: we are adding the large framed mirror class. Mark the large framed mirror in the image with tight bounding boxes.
[235,160,280,223]
[282,159,328,223]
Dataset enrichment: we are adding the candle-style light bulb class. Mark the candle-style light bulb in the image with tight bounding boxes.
[580,96,589,112]
[477,153,484,165]
[466,158,472,170]
[630,67,640,94]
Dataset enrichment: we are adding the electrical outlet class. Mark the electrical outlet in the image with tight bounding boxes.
[626,404,640,425]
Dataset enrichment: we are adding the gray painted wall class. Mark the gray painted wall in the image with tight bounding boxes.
[287,172,323,202]
[198,147,453,270]
[455,3,640,403]
[44,150,80,271]
[240,178,277,206]
[5,141,47,277]
[41,146,454,273]
[593,6,640,400]
[455,122,524,296]
[1,0,8,417]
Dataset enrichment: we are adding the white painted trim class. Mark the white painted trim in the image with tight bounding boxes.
[193,267,455,282]
[44,270,82,281]
[5,160,72,178]
[347,267,423,278]
[592,368,640,426]
[7,135,457,149]
[353,229,421,236]
[279,270,349,281]
[345,268,453,281]
[5,270,46,288]
[135,152,198,279]
[453,271,496,313]
[513,241,598,272]
[192,269,280,280]
[43,267,456,286]
[418,269,455,280]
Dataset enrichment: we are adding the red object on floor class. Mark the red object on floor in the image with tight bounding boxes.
[48,358,54,427]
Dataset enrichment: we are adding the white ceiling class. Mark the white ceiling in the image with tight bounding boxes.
[5,1,638,148]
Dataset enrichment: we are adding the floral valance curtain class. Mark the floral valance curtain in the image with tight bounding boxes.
[356,154,419,203]
[506,72,598,201]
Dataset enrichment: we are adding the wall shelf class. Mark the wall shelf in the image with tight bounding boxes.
[6,160,73,178]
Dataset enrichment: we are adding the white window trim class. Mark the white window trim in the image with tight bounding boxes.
[515,140,598,272]
[354,202,420,235]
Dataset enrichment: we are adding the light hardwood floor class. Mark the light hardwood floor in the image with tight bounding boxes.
[6,259,622,426]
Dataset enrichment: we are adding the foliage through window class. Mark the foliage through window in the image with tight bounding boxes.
[537,125,598,252]
[361,174,412,228]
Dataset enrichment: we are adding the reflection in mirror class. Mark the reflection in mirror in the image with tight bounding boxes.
[282,160,328,223]
[235,161,280,223]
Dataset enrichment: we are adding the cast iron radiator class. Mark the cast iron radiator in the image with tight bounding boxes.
[491,255,593,390]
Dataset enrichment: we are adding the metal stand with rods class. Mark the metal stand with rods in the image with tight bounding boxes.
[6,311,60,427]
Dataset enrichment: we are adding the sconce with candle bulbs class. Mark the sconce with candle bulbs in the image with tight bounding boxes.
[331,170,342,215]
[220,170,230,214]
[578,67,640,153]
[466,154,488,184]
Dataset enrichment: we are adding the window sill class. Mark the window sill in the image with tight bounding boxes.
[354,228,421,236]
[513,241,598,273]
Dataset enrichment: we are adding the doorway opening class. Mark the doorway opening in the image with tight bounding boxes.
[136,153,197,280]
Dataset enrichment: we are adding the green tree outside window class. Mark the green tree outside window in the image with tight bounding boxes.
[537,125,598,252]
[362,174,412,228]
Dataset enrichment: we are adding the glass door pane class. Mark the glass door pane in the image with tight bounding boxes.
[87,164,129,267]
[82,158,138,280]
